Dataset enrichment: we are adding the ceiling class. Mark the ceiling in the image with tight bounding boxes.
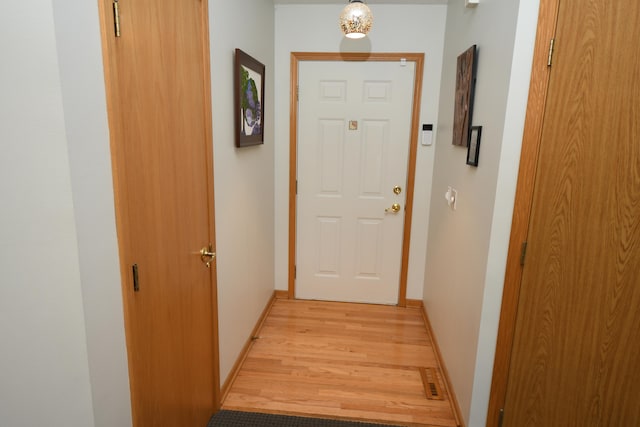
[274,0,448,4]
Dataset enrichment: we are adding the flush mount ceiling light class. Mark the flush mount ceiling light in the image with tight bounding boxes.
[339,0,373,39]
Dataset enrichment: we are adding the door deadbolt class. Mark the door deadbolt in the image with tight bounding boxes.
[393,186,402,195]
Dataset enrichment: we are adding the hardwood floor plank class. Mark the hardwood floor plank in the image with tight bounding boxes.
[222,299,458,426]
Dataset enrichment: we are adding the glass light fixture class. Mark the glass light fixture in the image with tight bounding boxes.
[339,0,373,39]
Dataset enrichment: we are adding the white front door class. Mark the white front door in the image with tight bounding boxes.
[296,60,415,304]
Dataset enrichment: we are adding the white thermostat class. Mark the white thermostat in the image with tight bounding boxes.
[421,124,433,146]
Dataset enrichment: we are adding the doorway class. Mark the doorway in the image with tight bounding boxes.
[288,52,424,306]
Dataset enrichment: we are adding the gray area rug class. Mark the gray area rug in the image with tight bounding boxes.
[207,410,403,426]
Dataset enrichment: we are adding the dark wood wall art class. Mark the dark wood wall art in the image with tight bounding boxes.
[452,45,478,147]
[235,48,265,147]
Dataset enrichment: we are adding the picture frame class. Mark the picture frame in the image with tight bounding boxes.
[452,45,478,147]
[234,48,265,147]
[466,126,482,166]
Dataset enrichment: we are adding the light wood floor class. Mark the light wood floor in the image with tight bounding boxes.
[222,299,459,427]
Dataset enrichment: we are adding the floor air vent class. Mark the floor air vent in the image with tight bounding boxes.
[419,367,444,400]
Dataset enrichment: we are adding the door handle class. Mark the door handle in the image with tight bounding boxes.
[200,244,216,267]
[385,203,401,213]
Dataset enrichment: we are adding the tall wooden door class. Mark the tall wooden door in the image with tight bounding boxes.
[98,1,219,426]
[503,1,640,425]
[296,60,416,304]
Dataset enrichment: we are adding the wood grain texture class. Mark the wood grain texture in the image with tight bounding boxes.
[288,52,424,306]
[223,300,458,427]
[220,292,278,403]
[399,54,424,307]
[198,0,221,410]
[486,0,559,424]
[288,53,299,300]
[420,368,444,401]
[275,290,289,300]
[503,0,640,425]
[452,46,476,147]
[420,305,464,427]
[98,0,219,424]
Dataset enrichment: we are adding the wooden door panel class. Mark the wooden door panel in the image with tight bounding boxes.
[504,1,640,425]
[99,0,218,425]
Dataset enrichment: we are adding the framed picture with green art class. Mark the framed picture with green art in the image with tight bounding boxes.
[234,48,265,147]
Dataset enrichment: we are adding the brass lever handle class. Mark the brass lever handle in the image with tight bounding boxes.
[200,244,216,268]
[385,203,401,213]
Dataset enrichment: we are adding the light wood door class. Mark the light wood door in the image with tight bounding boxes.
[503,1,640,425]
[296,60,415,304]
[98,1,219,426]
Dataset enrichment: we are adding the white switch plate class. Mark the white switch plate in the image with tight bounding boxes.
[465,0,479,7]
[445,186,457,210]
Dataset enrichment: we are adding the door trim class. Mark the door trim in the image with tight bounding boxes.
[288,52,424,307]
[485,0,560,425]
[200,0,222,411]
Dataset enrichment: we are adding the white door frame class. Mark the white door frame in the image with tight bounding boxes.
[288,52,424,307]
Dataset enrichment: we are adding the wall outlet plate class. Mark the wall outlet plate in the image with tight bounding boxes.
[445,186,457,210]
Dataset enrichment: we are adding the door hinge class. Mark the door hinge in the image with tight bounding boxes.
[113,0,121,38]
[547,38,555,67]
[132,263,140,292]
[498,408,505,427]
[520,241,528,266]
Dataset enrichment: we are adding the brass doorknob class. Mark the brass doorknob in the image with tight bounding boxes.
[385,203,401,213]
[200,244,216,268]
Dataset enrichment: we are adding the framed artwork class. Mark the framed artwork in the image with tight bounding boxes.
[466,126,482,166]
[452,45,478,147]
[234,48,265,147]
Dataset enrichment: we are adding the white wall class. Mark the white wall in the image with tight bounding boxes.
[274,4,448,300]
[423,0,539,425]
[1,1,277,424]
[51,0,133,425]
[0,2,96,426]
[3,0,282,422]
[209,0,276,383]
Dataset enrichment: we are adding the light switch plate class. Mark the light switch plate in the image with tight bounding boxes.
[445,186,457,210]
[465,0,479,7]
